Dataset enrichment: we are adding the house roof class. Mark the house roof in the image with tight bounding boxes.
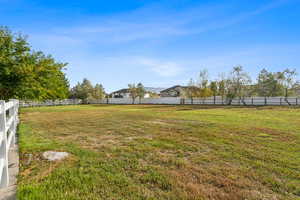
[111,87,165,95]
[160,85,188,93]
[144,87,166,94]
[111,88,130,94]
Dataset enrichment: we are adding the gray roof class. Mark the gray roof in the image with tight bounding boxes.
[111,88,130,94]
[160,85,187,93]
[144,87,167,94]
[111,87,166,94]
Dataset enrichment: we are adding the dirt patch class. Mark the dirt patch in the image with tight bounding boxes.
[147,119,210,126]
[147,120,171,126]
[168,165,280,200]
[254,127,295,142]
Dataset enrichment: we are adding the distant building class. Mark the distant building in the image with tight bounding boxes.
[110,89,131,98]
[111,87,162,98]
[294,86,300,96]
[159,85,188,97]
[111,87,173,98]
[144,87,166,98]
[144,87,166,94]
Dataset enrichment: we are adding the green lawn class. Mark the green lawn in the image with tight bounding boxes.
[17,105,300,200]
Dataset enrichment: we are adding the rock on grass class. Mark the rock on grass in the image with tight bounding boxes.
[42,151,69,161]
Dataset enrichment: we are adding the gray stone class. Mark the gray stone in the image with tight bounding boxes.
[42,151,69,161]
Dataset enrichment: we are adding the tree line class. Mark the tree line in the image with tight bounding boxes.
[185,66,299,104]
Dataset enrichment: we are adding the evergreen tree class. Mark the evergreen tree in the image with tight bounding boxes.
[70,78,105,101]
[93,84,105,99]
[256,69,284,97]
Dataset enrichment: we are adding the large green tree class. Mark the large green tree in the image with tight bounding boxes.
[256,69,284,97]
[93,83,105,99]
[226,66,251,102]
[70,78,105,101]
[0,27,69,100]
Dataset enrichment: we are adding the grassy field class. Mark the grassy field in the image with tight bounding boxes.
[17,105,300,200]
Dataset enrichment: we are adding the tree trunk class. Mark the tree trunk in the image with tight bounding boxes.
[284,88,291,105]
[242,97,246,106]
[227,97,232,105]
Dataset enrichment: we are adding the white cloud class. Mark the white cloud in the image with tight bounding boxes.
[138,58,183,77]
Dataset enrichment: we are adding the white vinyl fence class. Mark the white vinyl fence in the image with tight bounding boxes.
[88,97,300,106]
[88,97,182,105]
[17,97,300,108]
[182,96,300,106]
[19,99,82,107]
[0,100,19,188]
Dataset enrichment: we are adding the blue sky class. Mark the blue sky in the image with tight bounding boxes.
[1,0,300,92]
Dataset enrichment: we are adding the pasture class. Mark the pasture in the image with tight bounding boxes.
[17,105,300,200]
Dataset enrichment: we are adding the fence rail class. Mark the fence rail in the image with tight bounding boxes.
[88,97,300,106]
[0,99,19,188]
[19,99,82,107]
[17,97,300,108]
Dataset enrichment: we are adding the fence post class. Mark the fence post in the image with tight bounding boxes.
[0,100,8,188]
[280,98,282,105]
[264,97,267,106]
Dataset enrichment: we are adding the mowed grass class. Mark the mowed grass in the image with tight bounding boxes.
[17,105,300,200]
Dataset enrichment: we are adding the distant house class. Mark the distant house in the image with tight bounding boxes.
[144,87,166,94]
[144,87,166,98]
[160,85,188,97]
[110,89,131,98]
[111,88,157,98]
[294,86,300,96]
